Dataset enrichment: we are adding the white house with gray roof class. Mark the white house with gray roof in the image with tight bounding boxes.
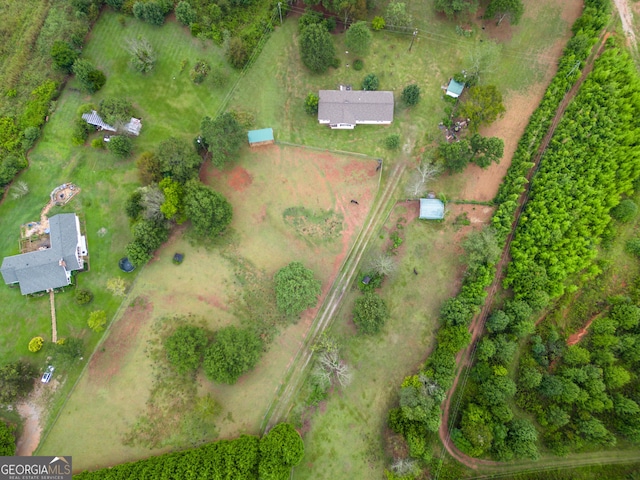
[1,214,87,295]
[318,90,394,129]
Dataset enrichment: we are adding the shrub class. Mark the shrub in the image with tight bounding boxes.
[611,199,638,222]
[353,59,364,71]
[164,325,209,374]
[353,292,389,334]
[107,136,133,158]
[50,41,78,73]
[22,127,39,151]
[75,288,94,305]
[28,337,44,353]
[362,73,379,91]
[274,262,322,317]
[226,37,249,69]
[402,84,420,106]
[304,93,319,115]
[203,326,263,384]
[88,311,107,332]
[384,134,400,150]
[91,138,104,149]
[106,277,127,296]
[626,238,640,257]
[372,16,386,31]
[190,59,211,84]
[175,1,197,25]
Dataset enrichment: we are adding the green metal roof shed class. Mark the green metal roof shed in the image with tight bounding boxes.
[419,198,445,220]
[446,79,465,98]
[248,128,274,147]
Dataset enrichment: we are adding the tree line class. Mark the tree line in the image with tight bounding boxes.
[386,0,611,470]
[74,422,304,479]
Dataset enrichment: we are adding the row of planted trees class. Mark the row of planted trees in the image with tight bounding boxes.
[386,0,613,472]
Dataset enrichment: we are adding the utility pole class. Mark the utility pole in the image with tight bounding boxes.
[277,2,283,25]
[409,29,418,52]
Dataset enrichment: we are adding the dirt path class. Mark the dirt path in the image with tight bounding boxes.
[566,313,599,346]
[613,0,637,51]
[50,290,57,343]
[16,383,46,456]
[435,31,612,475]
[262,159,407,431]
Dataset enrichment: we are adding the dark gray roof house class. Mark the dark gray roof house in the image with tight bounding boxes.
[318,90,394,129]
[1,214,87,295]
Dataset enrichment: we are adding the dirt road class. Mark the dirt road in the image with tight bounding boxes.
[435,31,612,476]
[261,159,406,431]
[613,0,637,50]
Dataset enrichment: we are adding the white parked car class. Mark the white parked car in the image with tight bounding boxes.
[41,365,54,383]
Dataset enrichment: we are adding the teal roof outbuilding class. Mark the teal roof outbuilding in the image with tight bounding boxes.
[248,128,274,144]
[419,198,445,220]
[446,79,465,98]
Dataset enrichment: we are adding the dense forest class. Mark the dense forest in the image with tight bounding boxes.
[453,43,640,461]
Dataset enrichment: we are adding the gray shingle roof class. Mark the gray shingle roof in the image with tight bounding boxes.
[318,90,394,125]
[1,213,84,295]
[81,110,117,132]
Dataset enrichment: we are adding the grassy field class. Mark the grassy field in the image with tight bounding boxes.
[291,204,466,479]
[8,0,581,471]
[38,142,379,470]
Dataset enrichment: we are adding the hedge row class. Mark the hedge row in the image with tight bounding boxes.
[74,423,303,480]
[388,0,610,462]
[492,0,610,241]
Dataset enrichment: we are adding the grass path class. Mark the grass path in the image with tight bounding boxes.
[262,158,407,432]
[435,28,620,477]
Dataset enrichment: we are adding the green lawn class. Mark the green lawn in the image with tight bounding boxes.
[0,9,233,445]
[38,142,380,471]
[291,208,465,479]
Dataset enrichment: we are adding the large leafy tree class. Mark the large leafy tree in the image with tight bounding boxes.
[299,23,336,74]
[352,292,389,334]
[0,421,15,456]
[434,0,478,19]
[156,137,202,184]
[50,41,78,73]
[0,361,37,404]
[258,423,304,480]
[486,0,524,26]
[203,326,262,384]
[164,325,209,374]
[183,180,233,239]
[107,136,133,158]
[345,21,372,56]
[99,98,133,126]
[385,2,412,27]
[200,113,245,169]
[274,262,322,317]
[459,85,506,131]
[72,59,106,93]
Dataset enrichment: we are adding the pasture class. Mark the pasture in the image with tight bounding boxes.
[38,143,380,470]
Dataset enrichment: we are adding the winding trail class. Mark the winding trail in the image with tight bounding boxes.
[435,30,613,476]
[261,158,407,431]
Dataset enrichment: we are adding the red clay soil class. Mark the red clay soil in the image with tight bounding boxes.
[566,314,599,346]
[88,297,153,385]
[438,29,612,472]
[227,166,253,192]
[457,0,584,203]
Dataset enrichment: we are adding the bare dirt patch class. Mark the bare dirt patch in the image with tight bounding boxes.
[227,165,253,192]
[88,297,153,385]
[16,379,61,456]
[457,0,583,203]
